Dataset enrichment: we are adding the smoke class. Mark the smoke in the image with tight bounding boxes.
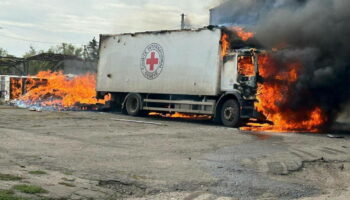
[216,0,350,128]
[210,0,307,26]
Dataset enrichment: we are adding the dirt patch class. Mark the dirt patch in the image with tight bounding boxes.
[291,160,350,189]
[1,106,350,199]
[292,161,350,200]
[98,179,148,198]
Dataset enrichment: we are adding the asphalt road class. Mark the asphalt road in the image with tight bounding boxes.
[0,105,350,200]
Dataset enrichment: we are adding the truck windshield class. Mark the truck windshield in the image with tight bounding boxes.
[238,56,255,77]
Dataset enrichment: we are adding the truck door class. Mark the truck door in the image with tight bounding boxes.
[221,54,238,92]
[236,53,258,100]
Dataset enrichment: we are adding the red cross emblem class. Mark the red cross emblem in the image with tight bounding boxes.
[146,52,159,71]
[140,43,164,80]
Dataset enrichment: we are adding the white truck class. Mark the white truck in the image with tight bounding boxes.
[96,27,261,127]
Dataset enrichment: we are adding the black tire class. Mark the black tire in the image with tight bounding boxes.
[125,94,142,116]
[220,99,240,127]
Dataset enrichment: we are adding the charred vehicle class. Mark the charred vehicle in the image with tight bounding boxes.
[96,27,261,127]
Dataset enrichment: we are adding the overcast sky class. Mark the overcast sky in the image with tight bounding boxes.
[0,0,219,56]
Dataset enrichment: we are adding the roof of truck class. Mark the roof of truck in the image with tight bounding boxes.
[99,26,221,38]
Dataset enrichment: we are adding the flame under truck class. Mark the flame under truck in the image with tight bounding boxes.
[96,27,261,127]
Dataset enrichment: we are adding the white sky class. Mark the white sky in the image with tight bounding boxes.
[0,0,219,56]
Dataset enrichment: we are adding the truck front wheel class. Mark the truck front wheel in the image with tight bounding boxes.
[220,99,240,127]
[125,94,142,116]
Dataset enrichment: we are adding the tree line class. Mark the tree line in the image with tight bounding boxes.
[0,38,99,75]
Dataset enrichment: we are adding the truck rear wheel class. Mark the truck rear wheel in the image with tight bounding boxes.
[125,94,142,116]
[220,99,240,127]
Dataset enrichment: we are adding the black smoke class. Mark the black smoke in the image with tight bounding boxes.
[216,0,350,128]
[210,0,308,26]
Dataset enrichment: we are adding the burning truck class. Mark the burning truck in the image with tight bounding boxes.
[6,26,326,132]
[96,26,262,127]
[5,0,346,133]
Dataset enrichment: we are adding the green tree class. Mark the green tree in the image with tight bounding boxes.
[23,46,37,58]
[12,40,96,75]
[23,46,57,75]
[84,37,99,62]
[23,43,85,75]
[0,47,7,57]
[50,43,83,58]
[0,48,20,75]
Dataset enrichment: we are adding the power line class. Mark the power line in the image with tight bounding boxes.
[0,33,84,45]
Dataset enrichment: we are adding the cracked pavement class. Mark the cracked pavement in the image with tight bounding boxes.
[0,105,350,200]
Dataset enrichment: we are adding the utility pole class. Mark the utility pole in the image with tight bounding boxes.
[181,14,185,30]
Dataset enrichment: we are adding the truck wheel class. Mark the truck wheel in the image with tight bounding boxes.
[125,94,142,116]
[220,99,240,127]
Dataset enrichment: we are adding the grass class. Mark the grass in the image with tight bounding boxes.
[28,170,47,175]
[58,182,76,187]
[0,173,22,181]
[62,171,73,176]
[0,189,28,200]
[12,184,48,194]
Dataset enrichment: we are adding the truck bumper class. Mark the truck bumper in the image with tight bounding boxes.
[241,100,256,119]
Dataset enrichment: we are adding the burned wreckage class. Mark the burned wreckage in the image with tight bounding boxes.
[96,27,263,127]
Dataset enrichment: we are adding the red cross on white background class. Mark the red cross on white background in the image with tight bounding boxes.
[146,52,159,71]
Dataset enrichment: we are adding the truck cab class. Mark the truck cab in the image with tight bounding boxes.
[218,48,260,126]
[222,49,259,99]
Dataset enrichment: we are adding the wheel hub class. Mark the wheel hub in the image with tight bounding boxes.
[129,98,138,111]
[224,107,234,120]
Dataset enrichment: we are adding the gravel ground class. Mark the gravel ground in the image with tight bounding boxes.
[0,105,349,200]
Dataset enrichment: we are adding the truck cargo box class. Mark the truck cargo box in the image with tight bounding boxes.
[96,28,222,96]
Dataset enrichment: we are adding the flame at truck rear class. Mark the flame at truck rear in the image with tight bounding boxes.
[15,71,110,110]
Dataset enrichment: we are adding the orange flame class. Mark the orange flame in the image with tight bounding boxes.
[10,77,45,100]
[221,33,230,57]
[18,70,110,109]
[232,27,254,41]
[10,78,23,99]
[149,112,212,120]
[238,56,255,76]
[220,27,254,57]
[241,55,326,132]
